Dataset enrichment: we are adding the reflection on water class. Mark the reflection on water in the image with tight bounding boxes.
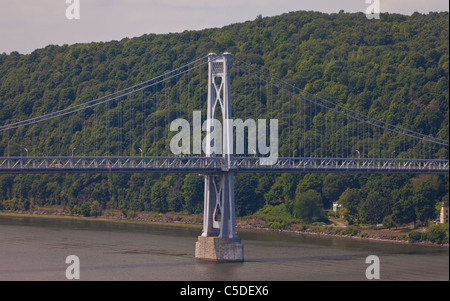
[0,214,448,281]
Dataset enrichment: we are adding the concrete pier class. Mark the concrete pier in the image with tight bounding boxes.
[195,236,244,262]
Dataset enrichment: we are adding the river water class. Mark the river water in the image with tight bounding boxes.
[0,214,448,281]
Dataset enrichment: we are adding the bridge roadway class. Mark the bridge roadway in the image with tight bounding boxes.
[0,156,448,174]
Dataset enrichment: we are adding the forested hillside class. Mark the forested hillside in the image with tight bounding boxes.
[0,11,448,227]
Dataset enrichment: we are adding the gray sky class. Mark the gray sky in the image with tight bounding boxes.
[0,0,448,54]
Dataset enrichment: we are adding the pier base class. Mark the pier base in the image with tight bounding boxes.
[195,236,244,262]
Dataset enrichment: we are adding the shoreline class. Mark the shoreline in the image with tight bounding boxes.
[0,209,448,248]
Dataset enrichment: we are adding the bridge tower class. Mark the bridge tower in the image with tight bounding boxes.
[195,53,244,262]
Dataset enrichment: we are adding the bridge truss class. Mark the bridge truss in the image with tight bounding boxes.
[0,156,448,174]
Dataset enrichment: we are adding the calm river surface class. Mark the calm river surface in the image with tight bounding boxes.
[0,214,448,281]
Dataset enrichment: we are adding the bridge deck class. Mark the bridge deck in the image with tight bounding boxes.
[0,157,448,174]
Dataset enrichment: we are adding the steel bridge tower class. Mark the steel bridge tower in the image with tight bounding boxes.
[195,53,244,262]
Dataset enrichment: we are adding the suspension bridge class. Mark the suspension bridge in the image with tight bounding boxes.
[0,52,448,262]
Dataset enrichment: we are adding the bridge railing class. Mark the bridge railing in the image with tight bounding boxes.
[0,156,222,174]
[230,157,449,174]
[0,156,448,174]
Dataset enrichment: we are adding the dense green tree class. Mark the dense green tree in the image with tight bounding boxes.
[296,174,324,195]
[359,190,392,224]
[151,182,168,213]
[182,174,204,214]
[392,184,416,226]
[412,181,439,225]
[322,174,358,208]
[235,174,265,217]
[294,189,326,223]
[338,188,363,224]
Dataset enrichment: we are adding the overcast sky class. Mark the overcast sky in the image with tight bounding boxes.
[0,0,448,54]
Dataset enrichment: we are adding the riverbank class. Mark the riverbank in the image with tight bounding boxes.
[0,206,448,247]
